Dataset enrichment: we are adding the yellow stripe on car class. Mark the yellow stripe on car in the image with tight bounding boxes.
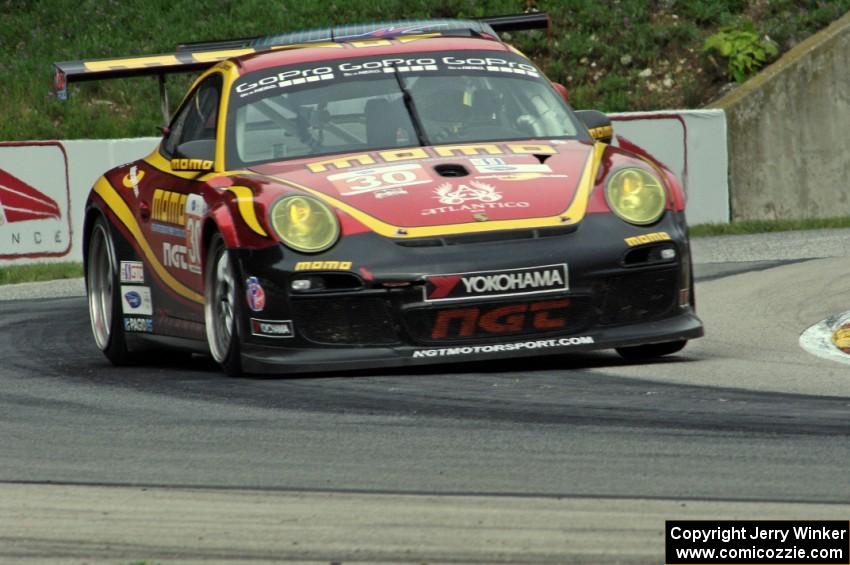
[226,186,268,237]
[93,177,204,304]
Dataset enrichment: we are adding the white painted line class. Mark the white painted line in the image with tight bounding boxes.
[799,314,850,366]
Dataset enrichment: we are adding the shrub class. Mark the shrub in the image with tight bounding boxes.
[703,22,779,83]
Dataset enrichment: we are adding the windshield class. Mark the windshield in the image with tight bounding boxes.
[227,50,582,168]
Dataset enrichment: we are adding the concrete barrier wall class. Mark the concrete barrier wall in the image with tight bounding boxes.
[712,10,850,221]
[0,109,728,266]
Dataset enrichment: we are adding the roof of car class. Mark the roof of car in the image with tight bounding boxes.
[234,36,513,75]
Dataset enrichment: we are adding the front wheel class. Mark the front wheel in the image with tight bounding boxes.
[86,216,132,365]
[615,340,687,360]
[204,233,244,377]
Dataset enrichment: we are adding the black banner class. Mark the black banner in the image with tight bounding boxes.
[666,520,849,564]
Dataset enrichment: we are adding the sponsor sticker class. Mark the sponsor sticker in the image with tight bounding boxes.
[474,173,568,182]
[294,261,352,271]
[152,189,187,225]
[624,231,672,247]
[306,143,557,173]
[412,336,594,358]
[250,318,294,338]
[328,163,431,196]
[434,181,501,205]
[121,165,144,197]
[420,201,529,216]
[470,159,553,174]
[184,194,206,275]
[163,242,193,272]
[123,316,153,333]
[429,298,571,340]
[152,223,186,238]
[245,276,266,312]
[121,285,152,316]
[120,261,144,284]
[424,264,568,302]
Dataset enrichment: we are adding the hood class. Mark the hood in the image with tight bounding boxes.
[251,140,600,235]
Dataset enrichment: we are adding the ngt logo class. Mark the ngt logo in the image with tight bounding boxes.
[424,264,568,302]
[163,242,200,274]
[429,299,571,340]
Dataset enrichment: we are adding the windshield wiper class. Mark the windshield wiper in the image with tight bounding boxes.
[390,64,430,147]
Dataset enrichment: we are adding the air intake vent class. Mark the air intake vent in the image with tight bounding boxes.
[434,164,469,177]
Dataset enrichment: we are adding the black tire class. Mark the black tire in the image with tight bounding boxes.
[86,215,133,365]
[615,339,687,360]
[204,233,244,377]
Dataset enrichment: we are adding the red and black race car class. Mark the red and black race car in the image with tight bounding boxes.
[55,13,702,376]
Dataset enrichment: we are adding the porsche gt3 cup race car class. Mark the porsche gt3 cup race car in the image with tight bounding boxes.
[55,13,703,376]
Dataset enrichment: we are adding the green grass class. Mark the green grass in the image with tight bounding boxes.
[1,0,848,140]
[690,217,850,237]
[0,262,83,285]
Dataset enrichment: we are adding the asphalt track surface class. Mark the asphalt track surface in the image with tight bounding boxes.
[2,232,850,563]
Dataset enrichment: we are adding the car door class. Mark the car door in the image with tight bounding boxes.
[137,73,223,323]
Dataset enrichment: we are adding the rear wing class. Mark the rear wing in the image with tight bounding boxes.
[52,12,549,113]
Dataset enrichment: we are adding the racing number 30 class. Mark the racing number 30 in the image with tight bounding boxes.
[328,163,431,196]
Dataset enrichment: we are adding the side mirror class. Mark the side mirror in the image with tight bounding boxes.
[574,109,613,144]
[171,140,215,172]
[552,82,570,104]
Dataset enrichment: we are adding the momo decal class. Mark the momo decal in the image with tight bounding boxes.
[328,163,431,196]
[121,285,152,316]
[424,264,568,302]
[295,261,352,271]
[152,189,187,225]
[250,318,294,338]
[306,143,556,173]
[624,231,672,247]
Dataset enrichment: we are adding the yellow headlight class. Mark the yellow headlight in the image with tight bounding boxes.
[269,195,339,253]
[605,168,667,225]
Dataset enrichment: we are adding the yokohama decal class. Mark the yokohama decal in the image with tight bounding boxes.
[423,264,568,302]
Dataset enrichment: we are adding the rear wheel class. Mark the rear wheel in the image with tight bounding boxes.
[616,339,687,360]
[86,216,132,365]
[204,233,244,377]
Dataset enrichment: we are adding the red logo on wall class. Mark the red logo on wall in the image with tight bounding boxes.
[0,141,72,260]
[0,169,61,225]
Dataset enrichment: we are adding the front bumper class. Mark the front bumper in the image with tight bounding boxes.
[232,212,703,374]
